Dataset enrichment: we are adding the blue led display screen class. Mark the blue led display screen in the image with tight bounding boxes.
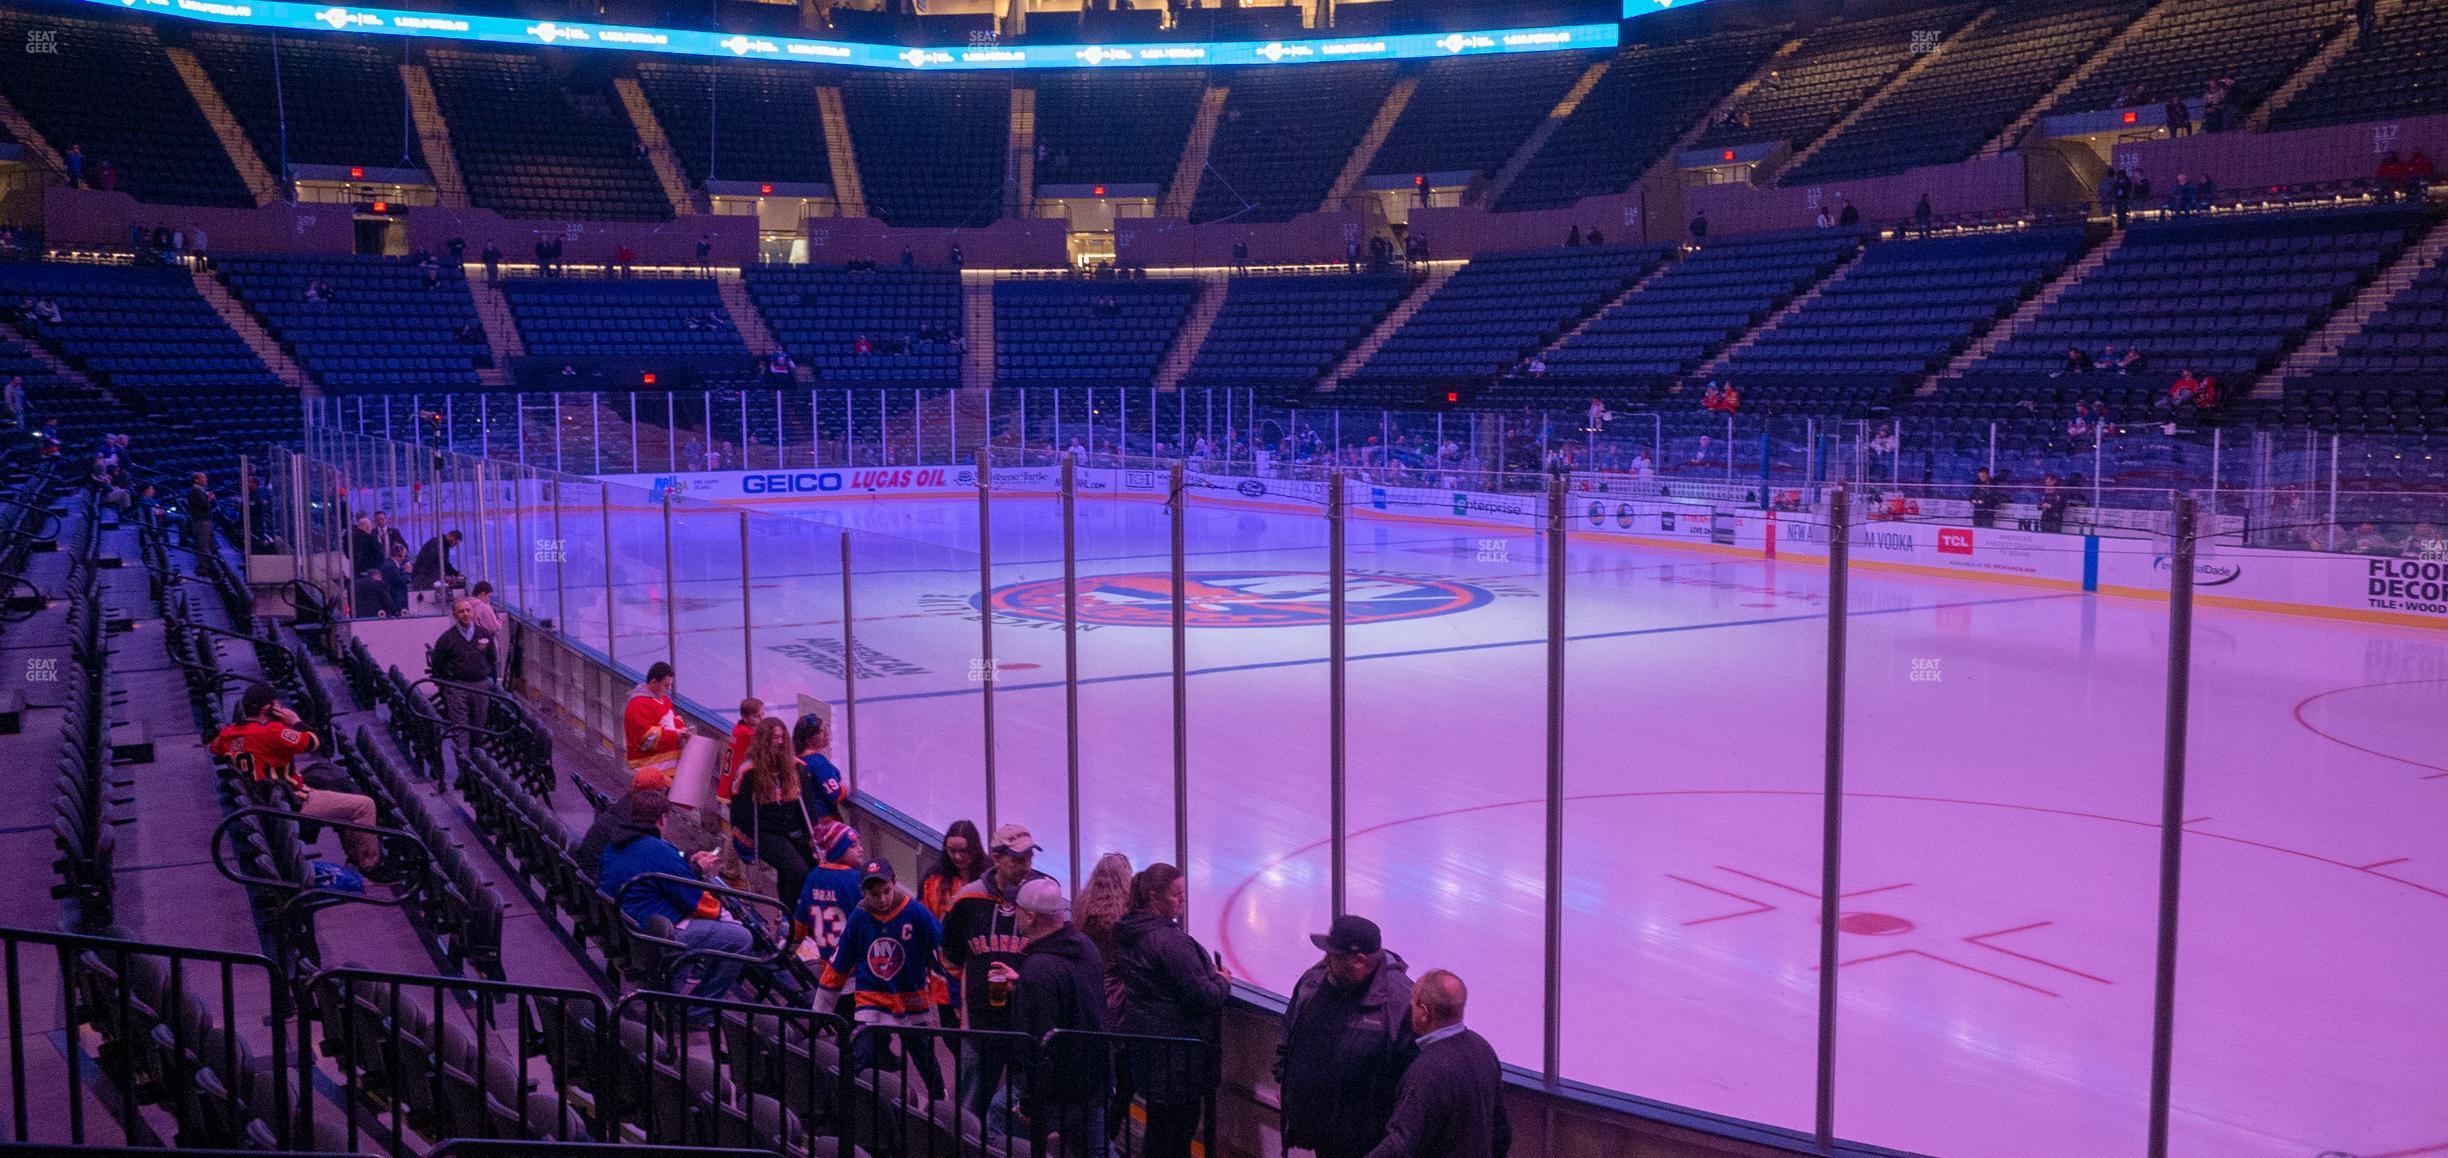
[76,0,1622,70]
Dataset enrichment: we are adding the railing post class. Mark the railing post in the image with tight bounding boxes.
[1170,460,1190,923]
[1328,470,1347,918]
[840,531,860,797]
[1541,472,1566,1090]
[1813,485,1852,1148]
[552,478,567,633]
[602,483,618,668]
[976,447,999,837]
[2145,493,2200,1158]
[662,490,679,667]
[1061,452,1082,895]
[739,510,755,702]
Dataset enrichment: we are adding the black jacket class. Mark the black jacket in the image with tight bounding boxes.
[1015,923,1109,1110]
[350,527,386,576]
[1275,950,1416,1154]
[1113,908,1229,1103]
[942,868,1053,1032]
[574,789,638,879]
[429,622,497,684]
[1363,1027,1510,1158]
[411,536,458,588]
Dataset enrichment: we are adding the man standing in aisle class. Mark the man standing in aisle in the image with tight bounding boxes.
[813,856,948,1101]
[1364,970,1508,1158]
[942,823,1054,1122]
[185,472,217,554]
[997,876,1110,1155]
[428,596,497,748]
[1276,915,1416,1158]
[624,661,687,789]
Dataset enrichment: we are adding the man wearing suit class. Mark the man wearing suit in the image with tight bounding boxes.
[1364,969,1509,1158]
[348,515,394,617]
[429,596,497,748]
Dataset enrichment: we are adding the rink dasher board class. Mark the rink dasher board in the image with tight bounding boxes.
[361,465,2448,631]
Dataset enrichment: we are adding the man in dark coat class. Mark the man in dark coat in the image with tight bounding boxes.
[1365,970,1509,1158]
[185,472,217,553]
[998,876,1110,1155]
[411,529,463,597]
[348,515,393,617]
[428,596,497,744]
[1970,468,2003,529]
[1276,915,1416,1158]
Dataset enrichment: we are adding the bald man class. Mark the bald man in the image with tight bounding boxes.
[1364,970,1509,1158]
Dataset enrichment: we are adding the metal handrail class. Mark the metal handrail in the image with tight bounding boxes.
[209,805,432,924]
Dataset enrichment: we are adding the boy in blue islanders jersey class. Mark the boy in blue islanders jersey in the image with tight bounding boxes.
[794,821,865,964]
[815,858,948,1100]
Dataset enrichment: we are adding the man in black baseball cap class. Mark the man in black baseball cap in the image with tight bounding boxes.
[1276,913,1415,1157]
[209,681,399,883]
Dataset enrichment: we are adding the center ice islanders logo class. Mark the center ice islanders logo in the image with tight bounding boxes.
[983,571,1492,628]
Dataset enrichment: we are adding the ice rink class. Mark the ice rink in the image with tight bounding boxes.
[513,483,2448,1158]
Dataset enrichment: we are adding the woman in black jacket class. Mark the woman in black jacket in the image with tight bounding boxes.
[729,716,815,912]
[1113,863,1232,1158]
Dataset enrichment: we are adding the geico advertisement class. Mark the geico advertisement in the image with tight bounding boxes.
[592,466,972,500]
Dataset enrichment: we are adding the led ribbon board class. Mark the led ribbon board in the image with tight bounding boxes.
[77,0,1621,69]
[1625,0,1711,17]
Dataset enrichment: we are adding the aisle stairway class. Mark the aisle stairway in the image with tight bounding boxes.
[1917,228,2124,392]
[191,267,315,395]
[613,75,701,217]
[400,62,469,208]
[1320,264,1461,392]
[165,46,279,206]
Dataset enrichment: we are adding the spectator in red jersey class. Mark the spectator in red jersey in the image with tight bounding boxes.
[624,661,687,789]
[2157,370,2202,412]
[721,697,764,804]
[211,682,399,882]
[2409,149,2436,199]
[2377,152,2408,202]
